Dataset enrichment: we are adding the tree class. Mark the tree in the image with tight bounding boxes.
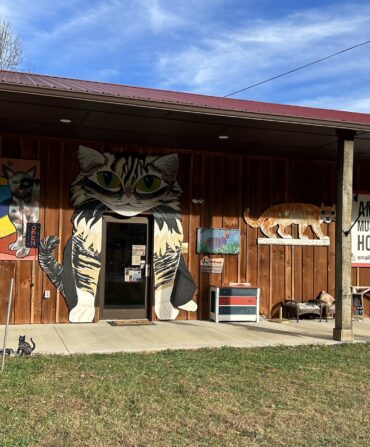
[0,18,23,70]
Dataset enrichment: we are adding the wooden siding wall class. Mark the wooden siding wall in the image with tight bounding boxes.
[1,134,370,324]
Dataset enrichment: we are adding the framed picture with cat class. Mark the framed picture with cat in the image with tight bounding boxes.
[0,158,40,261]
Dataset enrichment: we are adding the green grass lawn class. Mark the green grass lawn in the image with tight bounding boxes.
[0,344,369,447]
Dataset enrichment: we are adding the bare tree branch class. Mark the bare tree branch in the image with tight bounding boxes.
[0,18,23,70]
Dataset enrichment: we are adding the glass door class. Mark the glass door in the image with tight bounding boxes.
[100,216,150,320]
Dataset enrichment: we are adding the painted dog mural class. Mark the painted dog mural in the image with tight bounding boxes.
[39,145,197,322]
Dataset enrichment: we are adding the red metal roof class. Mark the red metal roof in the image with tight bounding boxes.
[1,69,370,127]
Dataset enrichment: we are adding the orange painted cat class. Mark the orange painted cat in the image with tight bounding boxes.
[243,203,336,239]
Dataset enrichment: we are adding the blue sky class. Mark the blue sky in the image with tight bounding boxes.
[1,0,370,112]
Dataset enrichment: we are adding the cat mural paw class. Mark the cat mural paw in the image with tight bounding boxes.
[178,300,198,312]
[9,241,22,251]
[16,247,30,258]
[155,302,179,320]
[9,241,30,258]
[69,290,95,323]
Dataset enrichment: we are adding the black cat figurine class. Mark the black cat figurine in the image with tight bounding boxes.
[16,335,36,356]
[0,348,14,356]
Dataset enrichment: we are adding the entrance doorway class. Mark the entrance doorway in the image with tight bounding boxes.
[100,216,151,320]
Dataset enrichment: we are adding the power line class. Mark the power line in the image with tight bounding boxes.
[224,39,370,98]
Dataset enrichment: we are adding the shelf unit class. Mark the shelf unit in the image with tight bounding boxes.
[210,286,260,323]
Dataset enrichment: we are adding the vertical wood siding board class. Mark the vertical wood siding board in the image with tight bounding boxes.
[179,153,190,263]
[41,141,60,323]
[9,137,36,324]
[293,246,302,301]
[58,143,77,323]
[30,261,35,324]
[16,261,33,323]
[0,264,14,323]
[29,138,40,323]
[187,153,202,320]
[237,157,242,283]
[199,153,211,319]
[30,139,44,323]
[174,152,190,321]
[303,246,315,299]
[12,263,16,324]
[198,154,205,319]
[244,159,249,285]
[220,156,226,287]
[0,264,6,323]
[291,246,295,301]
[314,246,327,298]
[255,159,272,316]
[55,141,65,323]
[285,245,292,300]
[271,160,287,313]
[222,157,239,287]
[210,156,224,287]
[17,137,35,323]
[41,140,51,323]
[1,139,19,323]
[0,265,5,323]
[237,157,247,282]
[269,246,273,318]
[38,140,47,322]
[325,224,329,293]
[11,263,17,324]
[179,152,192,321]
[257,246,270,317]
[284,160,289,300]
[247,159,259,287]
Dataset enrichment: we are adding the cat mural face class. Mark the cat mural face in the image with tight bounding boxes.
[319,203,336,224]
[71,146,181,217]
[3,166,37,199]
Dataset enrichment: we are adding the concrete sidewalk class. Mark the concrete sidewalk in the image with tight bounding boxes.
[1,318,370,355]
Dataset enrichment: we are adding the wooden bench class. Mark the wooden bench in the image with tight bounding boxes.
[282,300,325,322]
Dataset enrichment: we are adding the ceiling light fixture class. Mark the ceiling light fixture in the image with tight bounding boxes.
[218,135,229,140]
[60,118,72,123]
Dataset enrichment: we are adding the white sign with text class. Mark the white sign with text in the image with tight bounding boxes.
[352,193,370,266]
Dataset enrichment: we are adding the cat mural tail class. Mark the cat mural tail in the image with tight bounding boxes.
[39,145,197,323]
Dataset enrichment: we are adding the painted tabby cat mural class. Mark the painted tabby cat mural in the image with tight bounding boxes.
[244,203,336,239]
[39,145,197,322]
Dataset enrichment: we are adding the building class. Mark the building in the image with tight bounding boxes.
[0,69,369,340]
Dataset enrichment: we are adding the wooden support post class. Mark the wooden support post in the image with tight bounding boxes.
[333,130,356,342]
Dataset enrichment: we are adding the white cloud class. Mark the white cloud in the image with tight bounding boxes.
[296,95,370,114]
[154,3,370,112]
[141,0,185,32]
